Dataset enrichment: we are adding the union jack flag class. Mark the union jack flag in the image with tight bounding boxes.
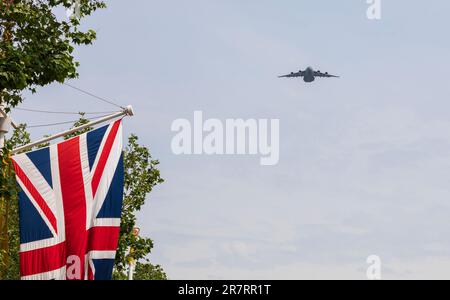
[11,120,124,280]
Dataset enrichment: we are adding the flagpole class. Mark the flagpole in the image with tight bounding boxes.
[127,227,140,280]
[11,105,134,155]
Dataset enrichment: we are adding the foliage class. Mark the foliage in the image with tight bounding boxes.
[0,0,106,108]
[0,125,28,279]
[6,124,30,149]
[64,113,90,139]
[133,262,168,280]
[0,147,15,278]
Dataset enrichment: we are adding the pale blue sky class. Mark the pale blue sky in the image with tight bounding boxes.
[12,0,450,279]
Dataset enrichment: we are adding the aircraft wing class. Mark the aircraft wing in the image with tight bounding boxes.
[313,71,339,78]
[278,71,303,78]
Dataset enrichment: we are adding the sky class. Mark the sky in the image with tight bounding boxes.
[10,0,450,279]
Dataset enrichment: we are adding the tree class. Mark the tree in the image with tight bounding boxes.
[0,124,29,279]
[133,262,167,280]
[0,119,166,280]
[0,0,106,108]
[0,147,16,279]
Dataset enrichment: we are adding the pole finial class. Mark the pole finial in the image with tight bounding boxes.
[124,105,134,117]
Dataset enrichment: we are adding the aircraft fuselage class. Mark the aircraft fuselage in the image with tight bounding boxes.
[303,67,315,82]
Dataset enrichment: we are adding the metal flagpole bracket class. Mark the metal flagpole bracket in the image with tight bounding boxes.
[0,105,19,130]
[0,114,11,149]
[0,112,12,134]
[11,105,134,155]
[0,105,16,149]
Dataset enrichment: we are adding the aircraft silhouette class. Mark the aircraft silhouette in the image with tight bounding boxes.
[279,67,339,83]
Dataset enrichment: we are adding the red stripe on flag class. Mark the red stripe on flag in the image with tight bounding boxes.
[58,136,89,280]
[20,242,66,277]
[12,160,58,234]
[87,227,120,251]
[91,120,121,197]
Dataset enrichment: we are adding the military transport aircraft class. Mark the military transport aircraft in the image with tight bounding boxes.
[279,67,339,83]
